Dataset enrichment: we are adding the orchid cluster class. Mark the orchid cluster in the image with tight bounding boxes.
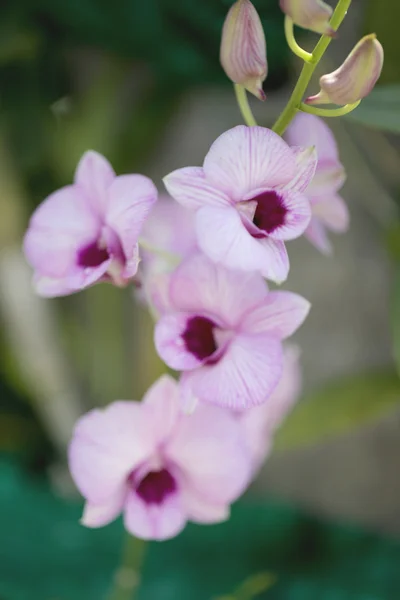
[23,0,383,546]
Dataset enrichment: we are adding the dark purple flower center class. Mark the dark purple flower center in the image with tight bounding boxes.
[182,316,217,361]
[77,240,110,268]
[251,190,287,235]
[135,468,177,505]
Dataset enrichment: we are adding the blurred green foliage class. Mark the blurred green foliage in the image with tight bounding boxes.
[275,370,400,452]
[1,458,400,600]
[345,85,400,133]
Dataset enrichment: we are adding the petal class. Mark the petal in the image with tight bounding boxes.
[203,126,297,201]
[241,291,310,339]
[163,166,231,209]
[305,217,332,254]
[166,403,252,503]
[140,194,197,262]
[239,344,302,469]
[154,313,204,370]
[81,489,126,528]
[268,191,311,241]
[142,375,181,441]
[181,333,283,410]
[286,113,340,163]
[124,490,187,541]
[279,146,318,193]
[105,174,158,277]
[169,252,268,326]
[68,401,156,504]
[195,205,290,282]
[23,186,100,279]
[142,271,174,316]
[313,193,349,232]
[182,486,230,524]
[74,150,115,215]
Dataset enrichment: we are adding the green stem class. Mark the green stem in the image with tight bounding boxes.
[300,100,360,117]
[108,535,147,600]
[234,83,257,127]
[284,17,312,62]
[272,0,352,136]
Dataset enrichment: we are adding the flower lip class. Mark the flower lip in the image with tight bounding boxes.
[132,467,177,505]
[252,190,288,235]
[77,240,110,268]
[182,315,219,362]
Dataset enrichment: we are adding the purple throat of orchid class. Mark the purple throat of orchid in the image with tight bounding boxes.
[131,468,177,505]
[182,315,221,363]
[77,240,110,268]
[250,190,287,237]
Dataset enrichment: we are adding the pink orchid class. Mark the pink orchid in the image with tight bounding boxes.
[23,151,158,296]
[138,195,197,312]
[163,125,317,282]
[239,344,301,473]
[286,113,349,254]
[154,253,310,411]
[68,375,252,541]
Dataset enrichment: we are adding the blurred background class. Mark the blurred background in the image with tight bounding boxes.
[1,0,400,598]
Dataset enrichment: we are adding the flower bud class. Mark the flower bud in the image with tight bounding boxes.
[220,0,267,101]
[280,0,335,36]
[306,34,384,105]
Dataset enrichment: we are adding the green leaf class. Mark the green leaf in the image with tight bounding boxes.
[345,85,400,133]
[274,370,400,452]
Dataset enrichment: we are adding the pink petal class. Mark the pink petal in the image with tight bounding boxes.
[81,489,127,528]
[241,291,310,339]
[68,402,156,504]
[163,166,231,209]
[74,151,115,215]
[195,205,290,282]
[286,113,340,163]
[105,174,158,278]
[280,146,318,193]
[154,313,204,370]
[181,333,283,410]
[166,403,252,503]
[142,271,174,315]
[203,126,297,201]
[169,252,268,326]
[313,193,349,232]
[140,194,197,265]
[123,490,187,541]
[23,186,100,279]
[239,344,301,470]
[182,486,230,524]
[305,217,332,254]
[142,375,181,441]
[268,191,311,241]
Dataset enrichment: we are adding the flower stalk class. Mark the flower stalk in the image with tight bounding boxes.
[108,535,147,600]
[272,0,353,136]
[284,17,313,62]
[234,84,258,127]
[300,100,360,117]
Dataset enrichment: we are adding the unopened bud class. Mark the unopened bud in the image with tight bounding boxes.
[306,34,384,105]
[280,0,335,36]
[220,0,267,101]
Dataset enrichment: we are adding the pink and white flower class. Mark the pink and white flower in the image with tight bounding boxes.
[68,375,252,541]
[154,253,310,411]
[163,125,317,282]
[286,113,349,254]
[239,344,301,473]
[23,151,158,296]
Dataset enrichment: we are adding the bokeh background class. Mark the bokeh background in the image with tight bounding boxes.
[1,0,400,598]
